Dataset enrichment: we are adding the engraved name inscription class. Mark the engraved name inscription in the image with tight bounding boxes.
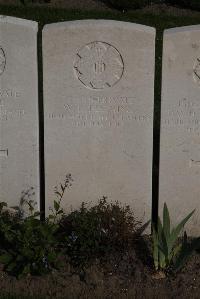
[74,41,124,90]
[163,98,200,167]
[163,98,200,133]
[47,96,151,128]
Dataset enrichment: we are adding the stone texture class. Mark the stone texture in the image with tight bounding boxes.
[0,16,39,210]
[43,20,155,225]
[159,26,200,236]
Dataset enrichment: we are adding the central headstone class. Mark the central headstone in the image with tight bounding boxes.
[0,16,39,210]
[43,20,155,223]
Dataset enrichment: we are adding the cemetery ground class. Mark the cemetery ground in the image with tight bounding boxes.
[1,3,200,299]
[0,240,200,299]
[0,192,200,299]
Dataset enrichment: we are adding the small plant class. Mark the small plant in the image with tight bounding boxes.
[58,197,147,267]
[0,198,58,277]
[49,174,73,223]
[0,175,73,278]
[152,203,195,272]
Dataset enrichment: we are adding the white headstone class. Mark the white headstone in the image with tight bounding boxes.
[43,20,155,225]
[0,16,39,210]
[159,26,200,236]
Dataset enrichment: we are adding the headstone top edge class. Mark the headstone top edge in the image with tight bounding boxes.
[0,15,38,31]
[164,25,200,35]
[43,19,155,35]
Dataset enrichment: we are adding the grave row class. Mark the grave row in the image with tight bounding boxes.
[0,16,200,235]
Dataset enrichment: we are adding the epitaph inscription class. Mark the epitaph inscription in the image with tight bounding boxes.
[47,96,152,128]
[74,41,124,89]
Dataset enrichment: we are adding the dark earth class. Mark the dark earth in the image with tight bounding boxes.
[0,237,200,298]
[1,1,200,17]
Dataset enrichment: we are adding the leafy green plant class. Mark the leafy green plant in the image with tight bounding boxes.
[0,174,73,277]
[58,197,147,267]
[0,199,58,277]
[152,203,195,272]
[49,173,73,223]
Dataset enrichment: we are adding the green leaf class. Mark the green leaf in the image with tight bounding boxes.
[7,262,17,272]
[54,191,62,198]
[0,253,13,264]
[60,183,65,193]
[54,200,60,212]
[163,203,170,241]
[157,217,168,256]
[168,209,195,253]
[157,217,167,269]
[33,211,41,218]
[152,226,159,270]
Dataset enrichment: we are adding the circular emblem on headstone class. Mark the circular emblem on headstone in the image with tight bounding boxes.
[0,47,6,76]
[193,58,200,84]
[74,41,124,90]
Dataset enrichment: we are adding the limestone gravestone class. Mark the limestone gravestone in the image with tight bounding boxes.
[0,16,39,210]
[159,26,200,236]
[43,20,155,224]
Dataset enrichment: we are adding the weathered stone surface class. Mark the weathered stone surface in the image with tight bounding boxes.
[0,16,39,209]
[43,20,155,225]
[159,26,200,236]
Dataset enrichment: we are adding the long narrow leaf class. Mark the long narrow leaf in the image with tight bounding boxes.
[157,217,167,269]
[152,226,159,270]
[168,209,195,253]
[157,217,168,257]
[163,203,170,241]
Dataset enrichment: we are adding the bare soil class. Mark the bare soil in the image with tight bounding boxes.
[0,237,200,299]
[1,1,200,17]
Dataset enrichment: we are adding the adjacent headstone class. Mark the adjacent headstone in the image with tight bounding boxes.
[159,26,200,236]
[0,16,39,210]
[43,20,155,224]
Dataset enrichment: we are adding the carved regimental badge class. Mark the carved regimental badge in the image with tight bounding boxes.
[74,41,124,90]
[0,47,6,76]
